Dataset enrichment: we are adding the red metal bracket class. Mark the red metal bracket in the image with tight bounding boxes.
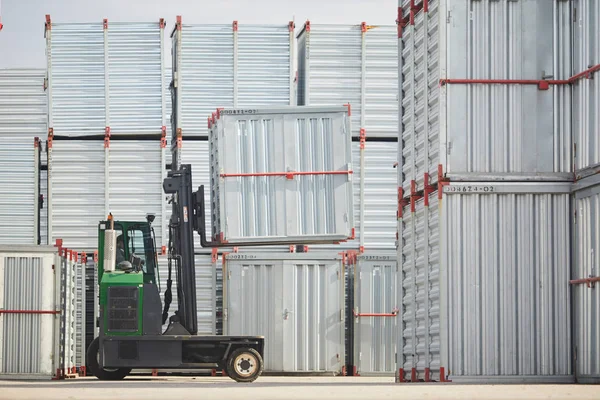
[219,232,229,244]
[159,18,165,29]
[411,368,417,382]
[305,20,311,32]
[437,164,450,199]
[424,367,431,382]
[569,63,600,83]
[160,126,167,148]
[47,128,54,148]
[344,103,352,116]
[216,107,224,119]
[104,133,110,148]
[439,77,567,91]
[176,16,182,31]
[232,21,238,32]
[359,128,366,149]
[220,170,353,178]
[440,367,452,382]
[288,21,295,32]
[423,173,436,206]
[410,180,422,212]
[161,245,166,256]
[353,308,398,318]
[103,19,108,30]
[34,137,40,148]
[397,187,409,218]
[398,368,406,383]
[570,276,600,288]
[82,252,87,265]
[79,366,86,377]
[361,22,367,33]
[45,15,52,31]
[93,250,98,263]
[211,248,218,263]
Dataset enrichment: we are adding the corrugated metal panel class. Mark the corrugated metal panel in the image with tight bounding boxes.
[364,26,399,139]
[73,254,85,368]
[0,139,36,244]
[49,140,105,251]
[157,253,215,335]
[0,69,47,137]
[0,247,59,379]
[399,183,573,383]
[0,69,47,245]
[47,20,165,137]
[353,253,397,376]
[401,0,572,190]
[573,0,600,177]
[108,141,164,247]
[210,106,354,245]
[572,177,600,383]
[224,253,345,373]
[40,159,48,246]
[174,21,293,138]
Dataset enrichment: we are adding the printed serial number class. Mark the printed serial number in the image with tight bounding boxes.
[445,186,495,193]
[227,254,258,259]
[221,109,258,115]
[358,256,392,261]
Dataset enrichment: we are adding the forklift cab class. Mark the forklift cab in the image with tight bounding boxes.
[97,215,159,285]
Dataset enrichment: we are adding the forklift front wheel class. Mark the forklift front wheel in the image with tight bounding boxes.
[226,347,264,383]
[86,337,132,380]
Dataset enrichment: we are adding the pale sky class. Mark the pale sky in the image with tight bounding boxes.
[0,0,396,69]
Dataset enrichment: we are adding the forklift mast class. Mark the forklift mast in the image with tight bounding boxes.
[162,164,198,335]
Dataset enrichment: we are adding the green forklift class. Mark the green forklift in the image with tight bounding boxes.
[86,164,265,382]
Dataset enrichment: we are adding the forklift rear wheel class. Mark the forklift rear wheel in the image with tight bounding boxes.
[226,347,264,383]
[87,337,132,380]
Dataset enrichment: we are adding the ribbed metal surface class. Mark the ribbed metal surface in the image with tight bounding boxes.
[0,69,47,245]
[0,139,36,244]
[174,22,293,138]
[47,21,165,136]
[353,253,397,375]
[223,253,345,373]
[401,0,572,190]
[573,177,600,383]
[0,69,47,138]
[399,183,573,383]
[573,0,600,176]
[443,183,572,381]
[0,248,58,378]
[74,256,85,368]
[49,141,105,251]
[210,107,353,245]
[157,253,215,335]
[108,141,164,247]
[297,23,398,138]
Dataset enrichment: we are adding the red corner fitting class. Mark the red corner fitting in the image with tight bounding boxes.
[288,21,295,32]
[93,250,98,263]
[161,245,166,255]
[361,22,367,33]
[305,20,311,32]
[176,137,182,149]
[423,0,430,12]
[232,20,238,32]
[341,365,347,376]
[440,367,451,382]
[397,187,408,218]
[424,368,431,382]
[398,368,406,383]
[74,252,78,263]
[151,369,158,377]
[349,228,356,240]
[359,128,366,150]
[211,248,218,263]
[160,127,167,148]
[359,245,364,253]
[207,116,212,129]
[103,19,108,30]
[290,245,296,253]
[80,366,87,377]
[411,368,417,382]
[54,238,62,249]
[159,18,165,29]
[216,107,223,119]
[409,0,416,25]
[353,366,359,377]
[45,15,52,31]
[47,128,54,148]
[437,164,449,199]
[344,103,352,116]
[219,232,228,244]
[176,16,182,30]
[104,134,110,149]
[82,252,87,264]
[34,137,40,148]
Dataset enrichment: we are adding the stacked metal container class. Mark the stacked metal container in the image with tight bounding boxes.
[0,245,84,379]
[0,69,47,245]
[570,0,600,384]
[397,0,574,383]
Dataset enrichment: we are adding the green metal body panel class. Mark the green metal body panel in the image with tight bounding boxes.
[97,220,160,337]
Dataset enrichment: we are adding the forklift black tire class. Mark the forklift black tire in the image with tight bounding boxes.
[226,347,264,383]
[87,337,131,380]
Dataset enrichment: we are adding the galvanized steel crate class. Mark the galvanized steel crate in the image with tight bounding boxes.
[0,245,82,379]
[208,106,354,246]
[398,182,573,383]
[399,0,573,191]
[171,18,294,139]
[296,23,398,139]
[352,253,397,376]
[571,174,600,383]
[45,18,167,137]
[222,253,345,373]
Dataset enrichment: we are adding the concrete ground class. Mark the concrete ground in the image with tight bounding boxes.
[0,376,597,400]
